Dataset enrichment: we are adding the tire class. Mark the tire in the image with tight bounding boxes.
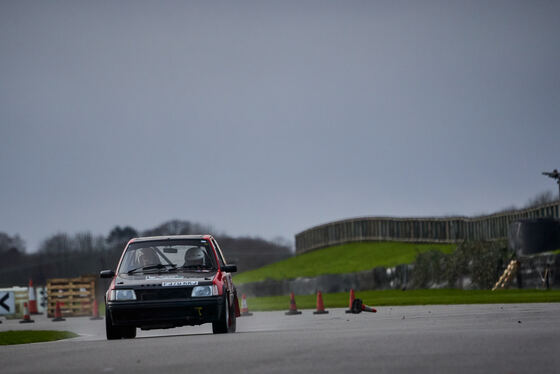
[106,309,122,340]
[121,326,136,339]
[212,294,236,334]
[228,297,237,333]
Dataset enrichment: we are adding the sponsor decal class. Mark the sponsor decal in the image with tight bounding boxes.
[162,281,199,287]
[146,275,184,280]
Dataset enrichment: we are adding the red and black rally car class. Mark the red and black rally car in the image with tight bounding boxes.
[100,235,240,339]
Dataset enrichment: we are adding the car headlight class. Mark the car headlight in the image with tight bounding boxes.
[191,285,218,297]
[109,289,137,301]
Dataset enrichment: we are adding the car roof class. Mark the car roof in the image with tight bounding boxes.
[128,235,213,244]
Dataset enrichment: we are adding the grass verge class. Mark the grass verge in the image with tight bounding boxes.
[234,241,456,284]
[0,330,79,345]
[244,289,560,311]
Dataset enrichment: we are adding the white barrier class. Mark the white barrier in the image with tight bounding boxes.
[36,286,47,314]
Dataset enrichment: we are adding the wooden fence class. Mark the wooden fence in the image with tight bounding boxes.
[46,276,96,318]
[295,201,560,254]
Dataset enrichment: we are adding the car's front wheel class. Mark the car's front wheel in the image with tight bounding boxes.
[121,325,136,339]
[106,309,122,340]
[212,294,236,334]
[106,309,136,340]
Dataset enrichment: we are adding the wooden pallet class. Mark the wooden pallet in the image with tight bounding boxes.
[492,260,519,291]
[46,276,96,317]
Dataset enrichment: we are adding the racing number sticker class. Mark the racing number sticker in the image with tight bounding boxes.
[162,281,199,287]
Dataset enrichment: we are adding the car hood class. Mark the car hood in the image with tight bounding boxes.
[114,271,216,287]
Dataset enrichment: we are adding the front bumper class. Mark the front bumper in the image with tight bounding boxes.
[107,296,224,329]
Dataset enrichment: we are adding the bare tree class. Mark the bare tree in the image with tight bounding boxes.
[525,190,557,208]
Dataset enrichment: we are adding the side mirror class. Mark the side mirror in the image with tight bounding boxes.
[100,270,115,279]
[221,264,237,273]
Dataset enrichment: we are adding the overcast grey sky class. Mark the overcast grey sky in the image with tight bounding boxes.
[1,0,559,252]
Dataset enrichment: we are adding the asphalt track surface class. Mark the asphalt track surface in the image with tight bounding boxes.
[1,303,559,374]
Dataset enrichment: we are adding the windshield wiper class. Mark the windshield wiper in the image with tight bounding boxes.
[181,265,214,271]
[127,263,177,275]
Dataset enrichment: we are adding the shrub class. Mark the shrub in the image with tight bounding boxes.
[412,240,511,289]
[411,249,447,288]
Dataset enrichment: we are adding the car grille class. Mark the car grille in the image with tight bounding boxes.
[111,303,220,323]
[135,288,191,301]
[114,307,191,321]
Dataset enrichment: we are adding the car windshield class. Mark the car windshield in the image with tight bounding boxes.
[118,239,217,275]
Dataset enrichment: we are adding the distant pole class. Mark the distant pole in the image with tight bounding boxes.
[542,169,560,199]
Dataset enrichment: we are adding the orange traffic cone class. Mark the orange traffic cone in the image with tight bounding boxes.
[350,298,377,313]
[19,302,35,323]
[313,291,329,315]
[28,279,39,314]
[345,289,355,313]
[285,292,302,315]
[90,299,102,320]
[240,294,253,316]
[52,301,66,322]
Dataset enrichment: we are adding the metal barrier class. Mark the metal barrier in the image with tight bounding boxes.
[295,201,560,254]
